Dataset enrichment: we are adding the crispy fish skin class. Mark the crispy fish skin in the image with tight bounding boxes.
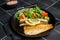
[24,22,53,35]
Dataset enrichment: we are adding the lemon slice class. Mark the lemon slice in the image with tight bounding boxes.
[25,20,36,25]
[28,19,40,24]
[25,19,40,25]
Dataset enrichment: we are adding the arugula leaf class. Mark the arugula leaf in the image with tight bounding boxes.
[29,8,34,18]
[36,13,41,18]
[16,9,24,20]
[35,6,42,14]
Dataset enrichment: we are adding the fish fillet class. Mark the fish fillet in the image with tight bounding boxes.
[24,22,53,35]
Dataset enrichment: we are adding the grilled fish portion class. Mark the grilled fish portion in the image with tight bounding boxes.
[24,22,53,35]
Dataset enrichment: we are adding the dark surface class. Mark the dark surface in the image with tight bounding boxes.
[0,24,6,39]
[0,0,8,6]
[0,0,60,40]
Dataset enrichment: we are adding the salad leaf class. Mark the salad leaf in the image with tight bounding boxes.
[35,6,42,14]
[16,9,25,20]
[23,8,34,18]
[29,8,34,18]
[23,9,30,18]
[36,13,41,18]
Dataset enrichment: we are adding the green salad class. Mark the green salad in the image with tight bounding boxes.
[16,6,50,26]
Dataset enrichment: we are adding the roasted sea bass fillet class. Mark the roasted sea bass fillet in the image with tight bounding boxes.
[24,22,53,35]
